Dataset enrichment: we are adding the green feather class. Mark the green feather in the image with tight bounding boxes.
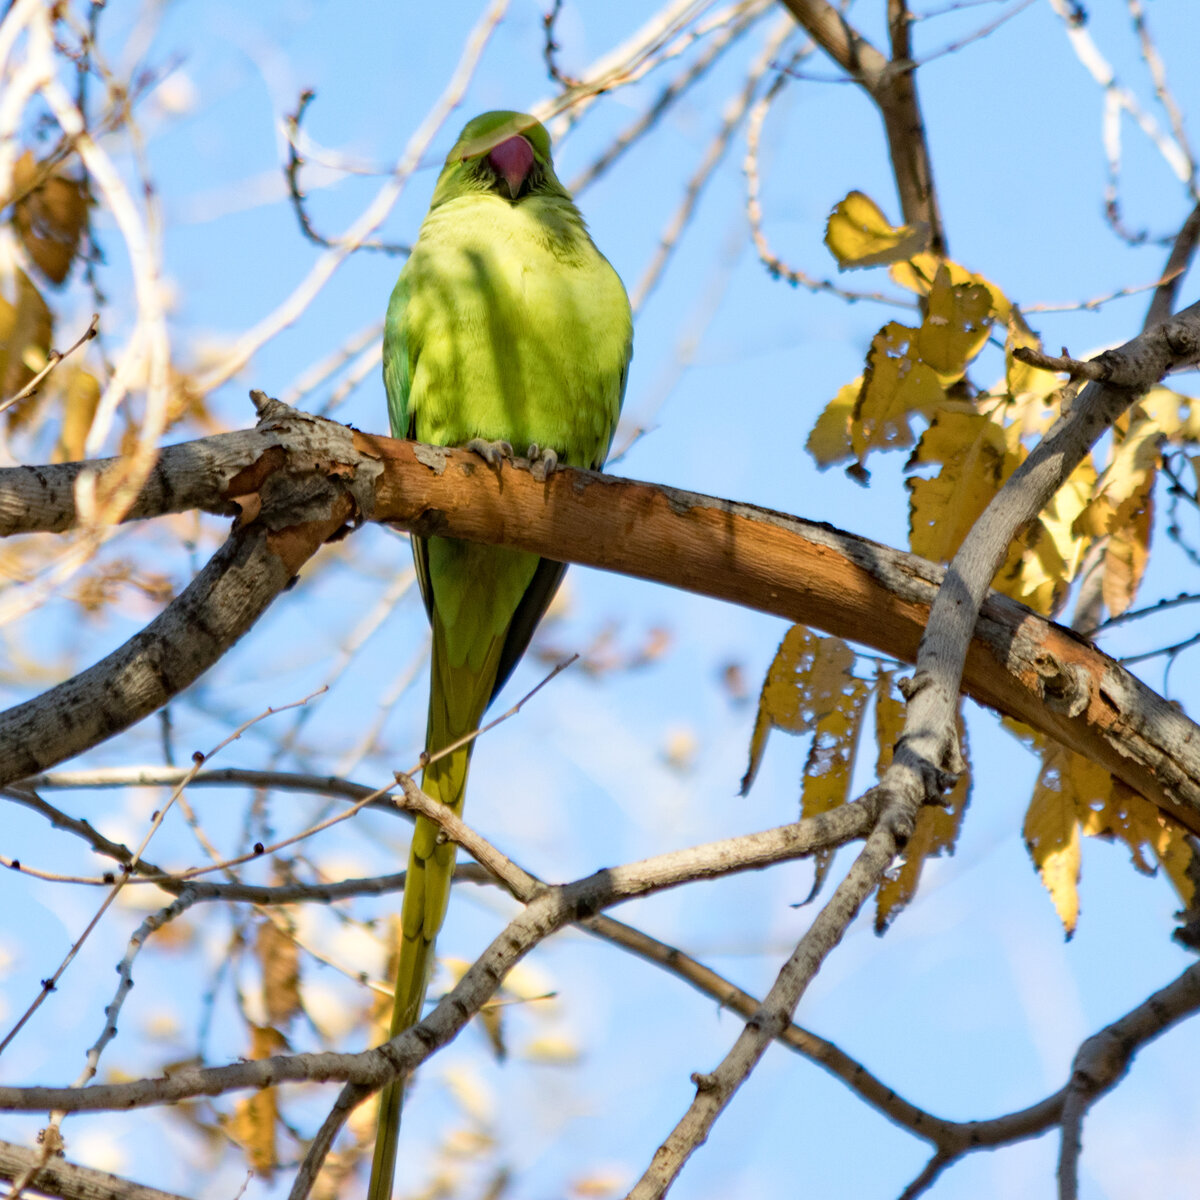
[368,111,631,1200]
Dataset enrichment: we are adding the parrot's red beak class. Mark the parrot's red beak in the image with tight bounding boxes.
[487,134,535,199]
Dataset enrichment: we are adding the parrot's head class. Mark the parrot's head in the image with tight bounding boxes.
[430,111,570,209]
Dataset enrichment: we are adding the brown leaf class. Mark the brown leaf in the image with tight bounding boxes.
[12,150,90,285]
[257,916,302,1027]
[229,1025,289,1179]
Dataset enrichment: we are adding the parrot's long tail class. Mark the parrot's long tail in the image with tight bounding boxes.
[367,614,503,1200]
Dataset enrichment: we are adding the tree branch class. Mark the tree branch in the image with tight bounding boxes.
[1056,960,1200,1200]
[0,793,874,1116]
[0,1139,189,1200]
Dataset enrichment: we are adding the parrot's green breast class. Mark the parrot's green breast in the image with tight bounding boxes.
[386,190,630,470]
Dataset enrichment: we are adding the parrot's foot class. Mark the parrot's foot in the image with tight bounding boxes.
[466,438,514,467]
[524,444,559,484]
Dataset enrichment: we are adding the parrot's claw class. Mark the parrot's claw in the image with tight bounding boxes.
[466,438,514,467]
[524,444,559,484]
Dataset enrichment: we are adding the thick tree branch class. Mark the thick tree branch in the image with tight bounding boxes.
[0,1140,189,1200]
[5,395,1200,832]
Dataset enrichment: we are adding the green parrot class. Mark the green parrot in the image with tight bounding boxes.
[368,110,632,1200]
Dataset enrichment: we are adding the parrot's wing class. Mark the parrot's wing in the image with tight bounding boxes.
[491,557,567,703]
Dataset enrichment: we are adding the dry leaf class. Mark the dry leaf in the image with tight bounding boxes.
[12,150,90,285]
[257,916,302,1027]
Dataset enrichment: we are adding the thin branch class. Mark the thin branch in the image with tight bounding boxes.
[0,796,875,1116]
[1057,961,1200,1199]
[1092,590,1200,635]
[626,791,901,1198]
[1144,199,1200,329]
[0,691,325,1061]
[898,1152,953,1200]
[0,313,99,416]
[1024,267,1185,314]
[282,90,409,256]
[743,29,911,305]
[541,0,577,88]
[566,0,769,195]
[194,0,509,396]
[1046,0,1195,250]
[914,0,1034,65]
[1125,0,1195,189]
[630,15,795,312]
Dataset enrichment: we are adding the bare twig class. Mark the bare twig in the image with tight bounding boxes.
[1125,0,1195,190]
[743,33,911,305]
[567,0,769,195]
[631,15,795,311]
[1144,200,1200,329]
[282,90,409,256]
[195,0,509,396]
[915,0,1034,64]
[0,796,875,1118]
[0,690,324,1064]
[1057,962,1200,1199]
[0,313,99,416]
[626,789,896,1198]
[541,0,578,88]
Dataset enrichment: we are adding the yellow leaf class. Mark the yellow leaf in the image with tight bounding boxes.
[1076,415,1161,539]
[995,528,1066,616]
[571,1169,628,1198]
[477,1000,507,1061]
[914,264,995,378]
[522,1033,581,1064]
[1138,386,1200,445]
[1025,747,1112,936]
[1036,458,1096,578]
[806,377,861,468]
[443,1065,494,1124]
[993,457,1095,616]
[0,267,53,405]
[442,1126,495,1158]
[1005,311,1061,421]
[54,368,101,461]
[891,254,1011,321]
[1102,494,1152,617]
[853,322,947,459]
[874,677,970,931]
[741,626,862,796]
[799,656,869,897]
[824,190,928,269]
[907,409,1016,562]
